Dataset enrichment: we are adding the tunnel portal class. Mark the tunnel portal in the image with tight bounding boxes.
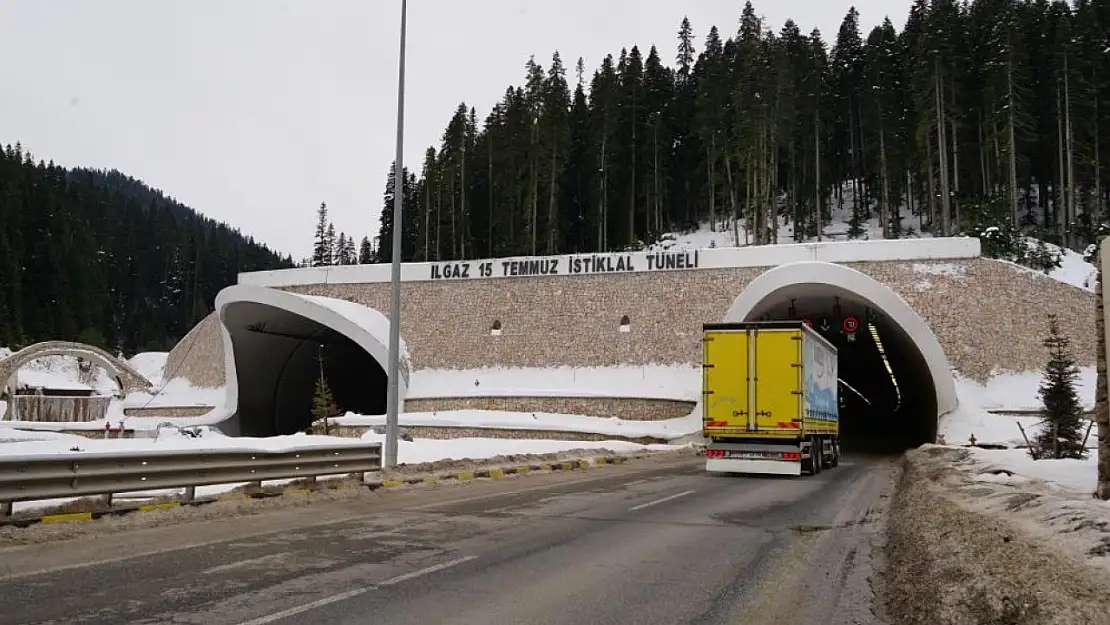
[726,262,957,454]
[216,285,404,438]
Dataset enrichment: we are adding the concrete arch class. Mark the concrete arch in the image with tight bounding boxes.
[215,284,411,436]
[725,261,958,420]
[0,341,152,398]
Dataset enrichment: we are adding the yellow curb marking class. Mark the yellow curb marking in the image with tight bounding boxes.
[41,512,92,524]
[138,502,180,512]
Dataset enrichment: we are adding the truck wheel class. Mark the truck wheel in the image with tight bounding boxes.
[802,443,815,475]
[830,442,840,467]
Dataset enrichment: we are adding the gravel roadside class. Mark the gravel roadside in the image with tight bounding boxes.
[882,446,1110,625]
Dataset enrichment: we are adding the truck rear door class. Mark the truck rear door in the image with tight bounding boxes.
[752,328,804,434]
[703,329,749,434]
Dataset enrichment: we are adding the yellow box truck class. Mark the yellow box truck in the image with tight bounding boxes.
[702,321,840,476]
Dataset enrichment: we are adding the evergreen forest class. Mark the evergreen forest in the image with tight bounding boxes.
[0,143,294,354]
[366,0,1110,265]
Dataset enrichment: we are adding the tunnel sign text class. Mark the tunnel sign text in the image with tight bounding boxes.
[428,250,701,281]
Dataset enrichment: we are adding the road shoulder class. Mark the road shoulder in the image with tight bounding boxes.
[883,446,1110,625]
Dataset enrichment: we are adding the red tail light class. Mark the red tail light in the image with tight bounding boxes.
[706,449,726,458]
[781,451,801,460]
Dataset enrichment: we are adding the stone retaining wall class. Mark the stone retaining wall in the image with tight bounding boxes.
[403,396,695,421]
[322,424,667,445]
[168,257,1096,392]
[122,406,215,418]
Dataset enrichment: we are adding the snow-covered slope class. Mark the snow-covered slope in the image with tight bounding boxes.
[644,186,1098,294]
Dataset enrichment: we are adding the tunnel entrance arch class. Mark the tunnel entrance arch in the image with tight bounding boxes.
[725,261,957,451]
[215,285,410,437]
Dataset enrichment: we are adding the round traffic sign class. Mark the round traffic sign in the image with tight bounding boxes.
[801,317,813,328]
[842,316,859,333]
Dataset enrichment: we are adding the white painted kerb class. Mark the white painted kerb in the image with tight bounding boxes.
[214,285,411,419]
[725,261,958,419]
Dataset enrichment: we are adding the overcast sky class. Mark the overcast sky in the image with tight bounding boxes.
[1,0,910,261]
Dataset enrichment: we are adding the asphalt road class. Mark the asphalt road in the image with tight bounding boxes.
[0,453,894,625]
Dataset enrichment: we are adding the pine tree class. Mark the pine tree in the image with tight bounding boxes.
[358,236,373,264]
[343,233,356,264]
[385,1,1110,261]
[312,202,331,266]
[1034,314,1088,459]
[311,357,340,435]
[325,223,337,266]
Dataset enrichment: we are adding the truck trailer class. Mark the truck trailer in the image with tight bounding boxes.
[701,321,840,476]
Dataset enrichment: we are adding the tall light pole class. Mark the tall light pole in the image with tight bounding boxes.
[384,0,408,469]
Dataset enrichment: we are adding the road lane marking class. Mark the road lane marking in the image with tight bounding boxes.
[234,555,478,625]
[0,456,698,582]
[628,490,696,512]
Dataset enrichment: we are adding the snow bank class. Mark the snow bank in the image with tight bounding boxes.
[941,368,1097,448]
[123,376,223,408]
[358,431,679,465]
[966,447,1096,495]
[334,409,701,441]
[953,367,1096,412]
[0,428,368,460]
[408,365,700,401]
[128,352,168,386]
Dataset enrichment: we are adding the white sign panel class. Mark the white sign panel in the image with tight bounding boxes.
[428,250,700,281]
[238,237,981,288]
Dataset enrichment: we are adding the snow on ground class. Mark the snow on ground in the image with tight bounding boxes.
[128,352,168,386]
[6,353,119,396]
[940,367,1096,449]
[1043,240,1098,291]
[643,184,1099,296]
[939,365,1100,501]
[123,377,223,409]
[358,431,678,466]
[334,409,701,441]
[646,195,930,254]
[966,447,1094,495]
[407,364,699,401]
[0,427,369,460]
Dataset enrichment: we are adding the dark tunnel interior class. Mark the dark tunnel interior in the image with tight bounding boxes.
[747,284,938,454]
[222,302,388,437]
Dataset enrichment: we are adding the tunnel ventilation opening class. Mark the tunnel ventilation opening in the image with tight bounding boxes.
[740,287,938,455]
[223,302,388,437]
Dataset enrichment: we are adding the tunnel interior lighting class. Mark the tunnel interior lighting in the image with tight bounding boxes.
[868,322,901,409]
[838,378,872,405]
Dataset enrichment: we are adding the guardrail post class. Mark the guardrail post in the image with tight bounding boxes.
[182,486,196,503]
[1,501,11,517]
[102,493,113,508]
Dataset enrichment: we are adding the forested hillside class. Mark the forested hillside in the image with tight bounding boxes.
[0,143,294,353]
[371,0,1110,263]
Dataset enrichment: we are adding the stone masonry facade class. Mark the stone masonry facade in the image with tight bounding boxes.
[403,396,696,421]
[168,257,1096,408]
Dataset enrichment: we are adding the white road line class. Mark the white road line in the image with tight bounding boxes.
[628,490,696,512]
[234,555,478,625]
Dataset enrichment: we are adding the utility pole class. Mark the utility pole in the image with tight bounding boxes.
[384,0,408,469]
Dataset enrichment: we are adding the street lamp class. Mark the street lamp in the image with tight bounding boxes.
[384,0,408,469]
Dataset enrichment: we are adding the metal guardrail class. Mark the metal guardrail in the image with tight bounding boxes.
[0,443,383,516]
